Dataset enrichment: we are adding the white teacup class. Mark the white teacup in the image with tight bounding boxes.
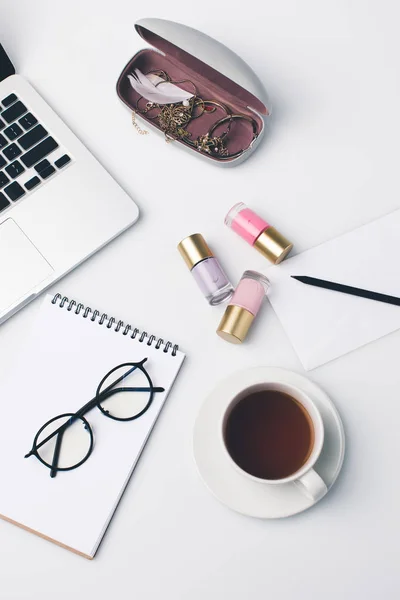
[221,382,327,502]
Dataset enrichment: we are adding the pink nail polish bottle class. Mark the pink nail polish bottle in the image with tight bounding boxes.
[225,202,293,264]
[217,270,270,344]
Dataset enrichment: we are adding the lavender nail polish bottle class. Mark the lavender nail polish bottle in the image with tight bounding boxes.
[178,233,233,305]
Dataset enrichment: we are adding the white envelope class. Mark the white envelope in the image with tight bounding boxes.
[266,210,400,370]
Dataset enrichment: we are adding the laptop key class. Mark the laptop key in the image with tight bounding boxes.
[3,143,22,161]
[18,113,38,130]
[0,155,6,169]
[55,154,71,169]
[0,171,9,188]
[2,94,18,107]
[2,101,27,124]
[39,165,56,179]
[0,191,10,212]
[4,181,25,201]
[34,159,51,173]
[4,123,23,140]
[0,118,5,131]
[25,176,41,191]
[0,133,7,149]
[21,136,58,168]
[19,124,47,151]
[5,160,25,179]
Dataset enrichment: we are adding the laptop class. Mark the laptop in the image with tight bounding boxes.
[0,45,139,325]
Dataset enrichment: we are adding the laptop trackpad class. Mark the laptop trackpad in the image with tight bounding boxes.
[0,219,54,314]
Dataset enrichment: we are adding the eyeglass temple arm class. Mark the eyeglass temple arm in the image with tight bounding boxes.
[49,428,65,478]
[24,395,98,457]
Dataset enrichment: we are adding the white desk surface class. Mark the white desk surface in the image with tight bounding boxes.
[0,0,399,598]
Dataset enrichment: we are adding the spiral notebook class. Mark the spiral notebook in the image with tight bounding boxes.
[0,293,185,558]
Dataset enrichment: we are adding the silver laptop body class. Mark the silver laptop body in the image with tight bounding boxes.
[0,74,139,324]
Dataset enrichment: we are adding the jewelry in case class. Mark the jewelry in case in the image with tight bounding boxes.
[116,18,271,166]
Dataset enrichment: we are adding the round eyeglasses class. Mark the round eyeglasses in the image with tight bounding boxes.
[24,358,165,477]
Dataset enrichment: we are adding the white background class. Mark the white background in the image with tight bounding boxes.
[0,0,399,598]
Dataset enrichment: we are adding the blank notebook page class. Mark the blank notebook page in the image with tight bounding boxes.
[0,295,185,558]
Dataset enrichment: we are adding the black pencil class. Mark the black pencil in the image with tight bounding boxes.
[291,275,400,307]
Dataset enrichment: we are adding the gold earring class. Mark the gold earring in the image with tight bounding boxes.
[195,133,229,155]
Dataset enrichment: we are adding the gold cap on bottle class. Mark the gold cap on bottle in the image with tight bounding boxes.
[216,305,255,344]
[254,227,293,264]
[177,233,213,270]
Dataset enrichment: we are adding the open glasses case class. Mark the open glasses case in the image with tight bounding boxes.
[117,18,271,166]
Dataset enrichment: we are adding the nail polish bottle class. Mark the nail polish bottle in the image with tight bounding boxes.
[178,233,234,306]
[217,270,270,343]
[225,202,293,264]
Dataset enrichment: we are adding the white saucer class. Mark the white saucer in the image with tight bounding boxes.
[193,367,345,518]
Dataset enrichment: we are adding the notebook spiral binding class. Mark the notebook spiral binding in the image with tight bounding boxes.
[51,293,178,357]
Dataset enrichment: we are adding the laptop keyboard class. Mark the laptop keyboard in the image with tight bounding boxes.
[0,93,72,213]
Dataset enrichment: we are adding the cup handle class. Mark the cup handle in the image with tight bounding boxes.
[294,468,327,502]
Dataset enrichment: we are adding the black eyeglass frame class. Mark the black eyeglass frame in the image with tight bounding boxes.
[24,358,165,477]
